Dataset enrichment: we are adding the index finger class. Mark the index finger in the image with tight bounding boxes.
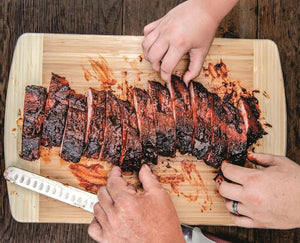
[106,166,133,201]
[221,161,254,184]
[160,46,187,82]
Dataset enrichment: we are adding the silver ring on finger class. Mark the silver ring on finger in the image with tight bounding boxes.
[232,201,240,216]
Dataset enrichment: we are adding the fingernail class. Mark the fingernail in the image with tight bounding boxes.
[143,164,151,171]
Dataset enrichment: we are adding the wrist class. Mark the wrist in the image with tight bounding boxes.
[189,0,239,25]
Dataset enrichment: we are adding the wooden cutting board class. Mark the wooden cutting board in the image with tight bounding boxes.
[4,33,286,225]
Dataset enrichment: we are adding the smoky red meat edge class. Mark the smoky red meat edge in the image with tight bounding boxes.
[20,85,47,161]
[20,74,264,170]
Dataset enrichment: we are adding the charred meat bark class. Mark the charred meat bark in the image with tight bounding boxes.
[148,81,176,157]
[189,81,212,160]
[119,100,143,171]
[60,93,87,163]
[238,96,264,147]
[41,73,70,147]
[167,75,194,154]
[223,102,247,165]
[133,88,158,164]
[84,88,106,159]
[190,81,247,168]
[20,85,47,161]
[205,94,228,168]
[99,92,123,165]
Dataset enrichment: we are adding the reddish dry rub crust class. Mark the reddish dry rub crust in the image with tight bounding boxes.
[189,81,212,160]
[41,73,70,147]
[190,81,247,168]
[60,93,87,163]
[148,81,176,157]
[84,88,106,159]
[238,96,265,147]
[99,91,123,165]
[119,100,143,171]
[20,85,47,161]
[133,87,158,164]
[206,94,229,168]
[167,75,194,154]
[222,101,247,166]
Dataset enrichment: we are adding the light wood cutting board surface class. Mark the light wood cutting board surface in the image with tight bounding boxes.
[4,33,286,225]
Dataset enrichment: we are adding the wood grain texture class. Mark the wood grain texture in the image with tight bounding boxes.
[123,0,184,35]
[0,0,299,242]
[6,34,286,225]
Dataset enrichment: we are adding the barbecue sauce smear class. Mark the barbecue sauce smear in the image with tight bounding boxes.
[81,54,117,89]
[68,163,108,194]
[33,57,268,216]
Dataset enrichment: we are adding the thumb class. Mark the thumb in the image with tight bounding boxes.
[139,164,162,192]
[247,152,279,167]
[183,48,205,85]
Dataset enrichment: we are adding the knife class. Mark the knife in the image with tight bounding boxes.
[4,166,98,213]
[4,166,224,243]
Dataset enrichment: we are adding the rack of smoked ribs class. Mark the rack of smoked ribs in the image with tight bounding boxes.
[20,73,265,171]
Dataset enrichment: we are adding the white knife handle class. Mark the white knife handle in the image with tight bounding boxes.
[4,166,98,213]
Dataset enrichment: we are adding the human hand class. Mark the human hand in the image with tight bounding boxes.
[217,153,300,229]
[142,0,238,85]
[88,165,185,243]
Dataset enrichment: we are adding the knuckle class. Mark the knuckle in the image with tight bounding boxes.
[98,186,106,196]
[142,39,150,51]
[244,171,262,184]
[245,194,262,206]
[148,52,160,63]
[217,183,226,196]
[158,188,170,198]
[143,25,149,35]
[93,202,100,213]
[160,63,171,75]
[114,194,132,207]
[151,63,160,72]
[173,37,187,48]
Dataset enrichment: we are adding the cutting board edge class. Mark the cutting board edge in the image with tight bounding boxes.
[253,39,287,156]
[4,33,287,225]
[4,33,44,222]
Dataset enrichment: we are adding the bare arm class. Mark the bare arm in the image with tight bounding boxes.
[142,0,239,85]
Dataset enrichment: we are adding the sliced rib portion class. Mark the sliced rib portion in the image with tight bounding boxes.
[60,93,87,163]
[99,92,122,165]
[20,85,47,161]
[119,100,143,171]
[205,94,228,168]
[84,88,106,159]
[148,81,176,157]
[238,96,264,147]
[133,88,158,164]
[189,81,212,160]
[41,73,70,147]
[167,75,194,154]
[223,101,247,165]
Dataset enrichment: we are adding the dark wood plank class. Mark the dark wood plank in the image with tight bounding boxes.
[216,0,258,38]
[123,0,185,35]
[257,0,300,162]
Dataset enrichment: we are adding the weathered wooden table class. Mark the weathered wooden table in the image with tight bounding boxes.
[0,0,299,242]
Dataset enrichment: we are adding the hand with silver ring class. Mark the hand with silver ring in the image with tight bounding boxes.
[216,153,300,229]
[232,201,240,216]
